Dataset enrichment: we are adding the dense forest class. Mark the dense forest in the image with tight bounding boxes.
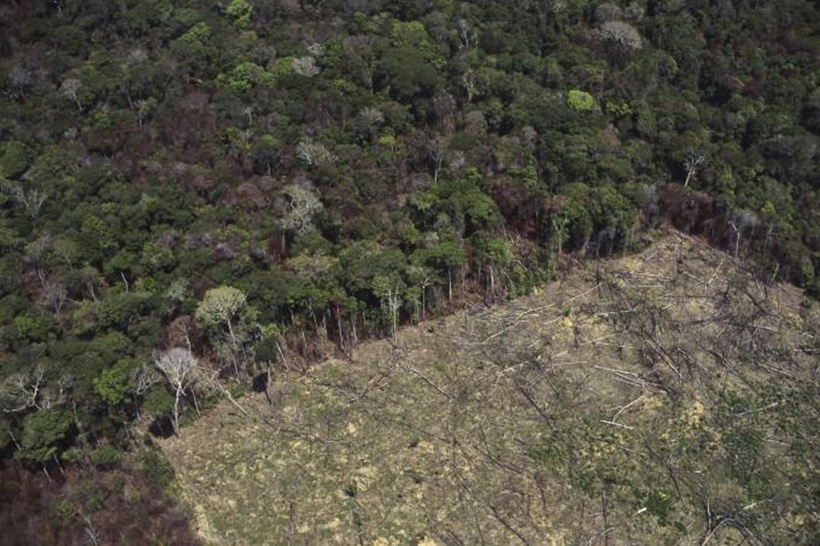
[1,0,819,538]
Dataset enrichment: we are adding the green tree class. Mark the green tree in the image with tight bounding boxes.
[475,236,512,295]
[196,286,249,374]
[226,0,253,28]
[17,410,72,465]
[93,359,137,407]
[567,90,595,112]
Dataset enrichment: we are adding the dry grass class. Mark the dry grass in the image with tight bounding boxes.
[162,234,819,545]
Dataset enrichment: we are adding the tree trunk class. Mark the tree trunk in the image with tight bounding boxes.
[392,302,398,339]
[173,388,181,435]
[336,310,346,352]
[191,388,201,417]
[264,361,273,405]
[226,318,240,377]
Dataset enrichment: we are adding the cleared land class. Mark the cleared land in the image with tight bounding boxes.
[162,235,820,545]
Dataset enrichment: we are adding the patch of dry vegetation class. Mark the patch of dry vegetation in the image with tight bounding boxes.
[163,235,820,545]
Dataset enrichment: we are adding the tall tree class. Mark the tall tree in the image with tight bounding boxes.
[153,348,197,435]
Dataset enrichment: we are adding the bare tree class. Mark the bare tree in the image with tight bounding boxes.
[8,65,32,98]
[728,210,759,259]
[133,364,160,397]
[23,233,52,287]
[0,180,48,218]
[295,138,336,167]
[456,19,478,49]
[136,98,157,127]
[425,135,446,183]
[594,3,624,24]
[462,70,479,103]
[433,94,457,136]
[683,148,706,189]
[60,77,83,112]
[38,279,67,313]
[599,20,643,51]
[279,184,323,236]
[154,348,198,435]
[81,514,101,546]
[373,274,402,339]
[241,105,254,126]
[291,56,320,77]
[0,367,47,413]
[50,237,80,269]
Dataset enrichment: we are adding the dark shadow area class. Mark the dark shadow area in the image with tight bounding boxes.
[0,461,200,545]
[251,371,268,393]
[148,415,175,439]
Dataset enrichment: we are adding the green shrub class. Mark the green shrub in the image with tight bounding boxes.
[567,90,595,112]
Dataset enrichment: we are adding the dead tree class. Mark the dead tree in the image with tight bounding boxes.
[683,149,706,189]
[154,347,198,435]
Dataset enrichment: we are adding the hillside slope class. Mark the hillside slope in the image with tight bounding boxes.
[163,235,820,545]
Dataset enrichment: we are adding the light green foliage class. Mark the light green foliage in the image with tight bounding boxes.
[196,286,247,328]
[388,20,443,68]
[520,163,540,192]
[172,21,212,61]
[88,445,122,468]
[220,61,271,92]
[481,237,512,267]
[91,105,111,129]
[93,359,137,406]
[561,184,638,254]
[140,241,176,272]
[567,89,595,112]
[172,7,204,27]
[180,21,210,43]
[81,215,117,252]
[164,278,189,310]
[226,0,252,27]
[13,313,53,342]
[605,100,632,118]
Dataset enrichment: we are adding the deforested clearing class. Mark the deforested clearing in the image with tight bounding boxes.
[163,235,820,545]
